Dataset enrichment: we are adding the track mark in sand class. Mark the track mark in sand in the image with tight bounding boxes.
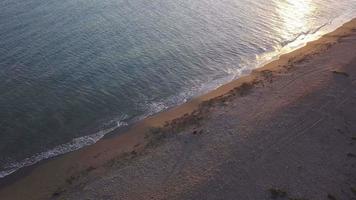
[336,97,349,109]
[280,117,325,148]
[253,117,324,166]
[257,99,330,163]
[278,67,326,91]
[316,100,332,113]
[295,117,324,137]
[162,137,198,184]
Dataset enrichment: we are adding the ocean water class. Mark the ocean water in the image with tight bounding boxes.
[1,0,356,178]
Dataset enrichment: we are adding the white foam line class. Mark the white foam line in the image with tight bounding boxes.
[0,121,127,178]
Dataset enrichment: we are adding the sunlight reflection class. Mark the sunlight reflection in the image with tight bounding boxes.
[255,0,319,66]
[275,0,316,42]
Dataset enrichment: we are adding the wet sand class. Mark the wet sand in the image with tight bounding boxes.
[1,19,356,200]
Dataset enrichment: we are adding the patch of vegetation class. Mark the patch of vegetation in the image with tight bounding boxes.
[269,188,287,199]
[86,166,96,172]
[145,127,169,148]
[235,82,254,96]
[131,150,137,156]
[347,153,356,158]
[52,192,60,198]
[106,151,138,166]
[268,188,309,200]
[65,174,79,185]
[327,194,337,200]
[261,70,274,83]
[52,188,65,198]
[332,70,349,77]
[351,187,356,196]
[192,129,203,135]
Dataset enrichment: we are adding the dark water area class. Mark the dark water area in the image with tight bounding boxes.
[1,0,356,177]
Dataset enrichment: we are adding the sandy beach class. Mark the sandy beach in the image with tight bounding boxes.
[1,19,356,200]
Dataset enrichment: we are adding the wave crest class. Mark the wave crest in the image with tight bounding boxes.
[0,121,127,178]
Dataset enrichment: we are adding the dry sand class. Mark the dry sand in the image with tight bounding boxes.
[1,19,356,200]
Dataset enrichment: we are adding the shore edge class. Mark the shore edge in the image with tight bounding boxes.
[1,18,356,200]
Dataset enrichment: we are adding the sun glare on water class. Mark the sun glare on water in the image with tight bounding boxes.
[256,0,319,66]
[275,0,316,38]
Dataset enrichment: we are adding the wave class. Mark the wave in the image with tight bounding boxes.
[139,68,242,121]
[256,12,356,69]
[0,120,127,178]
[280,22,330,47]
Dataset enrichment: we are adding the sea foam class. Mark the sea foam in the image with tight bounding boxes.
[0,121,127,178]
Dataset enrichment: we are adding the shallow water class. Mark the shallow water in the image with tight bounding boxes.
[1,0,356,177]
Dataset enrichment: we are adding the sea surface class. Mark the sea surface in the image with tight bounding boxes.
[1,0,356,178]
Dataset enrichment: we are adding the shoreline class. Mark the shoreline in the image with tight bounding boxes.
[0,13,352,180]
[1,18,356,200]
[1,13,354,181]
